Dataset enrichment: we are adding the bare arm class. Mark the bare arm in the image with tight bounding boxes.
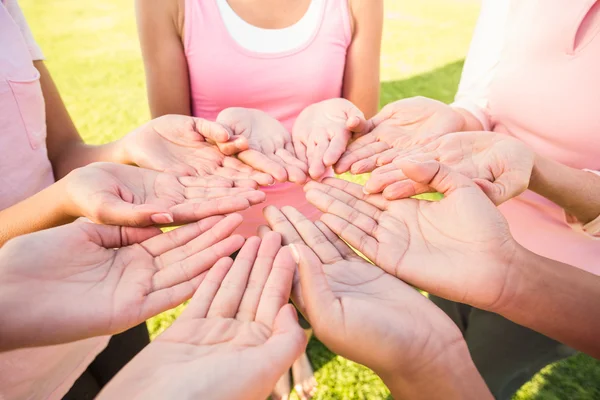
[136,0,191,118]
[36,61,127,179]
[528,154,600,226]
[494,245,600,359]
[342,0,383,119]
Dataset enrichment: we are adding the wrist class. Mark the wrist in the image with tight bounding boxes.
[381,339,492,400]
[57,170,83,221]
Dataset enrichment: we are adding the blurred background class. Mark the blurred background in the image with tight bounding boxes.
[20,0,600,398]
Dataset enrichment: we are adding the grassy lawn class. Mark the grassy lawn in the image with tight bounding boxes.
[20,0,600,398]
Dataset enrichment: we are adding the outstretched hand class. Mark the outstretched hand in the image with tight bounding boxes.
[293,98,372,180]
[305,161,518,311]
[365,131,535,204]
[98,233,307,400]
[121,115,273,185]
[0,215,246,351]
[63,162,266,227]
[335,97,467,174]
[217,108,308,183]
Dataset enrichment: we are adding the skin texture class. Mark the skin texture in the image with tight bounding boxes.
[0,162,266,246]
[365,131,535,204]
[0,214,246,351]
[97,233,307,400]
[260,206,491,400]
[217,108,309,184]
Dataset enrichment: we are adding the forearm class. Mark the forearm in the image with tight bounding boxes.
[0,179,74,246]
[381,341,492,400]
[529,154,600,224]
[494,245,600,358]
[51,139,129,179]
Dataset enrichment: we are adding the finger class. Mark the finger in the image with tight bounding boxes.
[178,175,234,188]
[280,206,342,264]
[82,223,162,249]
[305,189,379,237]
[139,216,224,255]
[276,148,308,173]
[257,225,272,239]
[290,244,338,328]
[304,181,382,220]
[222,156,275,185]
[180,257,235,319]
[236,232,282,322]
[207,237,262,318]
[307,177,391,210]
[267,153,305,184]
[346,132,377,153]
[238,150,288,182]
[323,130,351,167]
[94,200,173,227]
[314,221,360,260]
[309,138,329,180]
[169,197,254,223]
[193,117,232,143]
[156,214,243,265]
[398,160,476,196]
[233,179,259,189]
[364,169,408,194]
[216,136,250,156]
[382,180,433,200]
[183,186,256,200]
[335,141,390,174]
[263,206,304,245]
[346,114,374,136]
[474,174,523,205]
[293,139,308,165]
[319,214,379,264]
[151,234,245,292]
[255,246,296,326]
[350,155,379,175]
[375,148,401,167]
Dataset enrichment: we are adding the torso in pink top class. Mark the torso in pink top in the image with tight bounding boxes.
[0,3,108,399]
[183,0,351,237]
[488,0,600,274]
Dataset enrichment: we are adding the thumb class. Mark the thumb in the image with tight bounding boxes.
[397,159,477,198]
[93,198,174,227]
[474,172,526,206]
[290,243,336,329]
[80,222,162,249]
[192,117,232,143]
[346,109,373,136]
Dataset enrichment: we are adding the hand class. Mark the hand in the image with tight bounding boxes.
[218,108,308,183]
[335,96,468,174]
[365,131,535,204]
[305,161,519,311]
[97,233,307,400]
[121,115,273,185]
[0,214,246,351]
[261,206,486,399]
[293,98,371,180]
[63,162,266,226]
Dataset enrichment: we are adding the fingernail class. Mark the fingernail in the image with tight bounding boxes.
[151,213,174,224]
[289,244,300,263]
[362,187,371,195]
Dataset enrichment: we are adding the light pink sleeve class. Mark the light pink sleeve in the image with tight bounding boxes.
[564,170,600,238]
[4,0,44,61]
[451,0,510,131]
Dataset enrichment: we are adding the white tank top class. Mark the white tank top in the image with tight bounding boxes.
[215,0,323,53]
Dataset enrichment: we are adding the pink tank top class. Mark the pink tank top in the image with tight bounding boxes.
[183,0,351,237]
[489,0,600,274]
[0,3,109,399]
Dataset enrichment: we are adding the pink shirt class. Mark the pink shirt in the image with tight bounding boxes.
[0,2,109,399]
[454,0,600,274]
[183,0,351,237]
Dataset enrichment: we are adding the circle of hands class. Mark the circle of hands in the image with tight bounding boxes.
[0,97,537,398]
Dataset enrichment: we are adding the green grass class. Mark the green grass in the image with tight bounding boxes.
[20,0,600,398]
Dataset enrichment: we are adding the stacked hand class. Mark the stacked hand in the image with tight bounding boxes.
[217,108,309,183]
[304,160,518,311]
[293,98,371,180]
[0,214,246,351]
[336,96,468,174]
[121,114,274,185]
[62,162,266,227]
[365,131,535,204]
[98,233,307,400]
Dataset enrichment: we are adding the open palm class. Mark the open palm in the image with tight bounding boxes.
[98,233,306,400]
[336,96,465,174]
[0,214,245,351]
[65,162,266,226]
[260,205,464,381]
[366,131,534,204]
[305,162,517,311]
